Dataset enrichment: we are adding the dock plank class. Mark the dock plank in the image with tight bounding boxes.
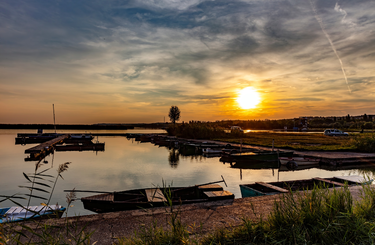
[25,134,69,154]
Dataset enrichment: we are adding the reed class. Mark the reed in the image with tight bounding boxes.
[117,181,193,245]
[121,182,375,244]
[0,161,94,244]
[201,184,375,244]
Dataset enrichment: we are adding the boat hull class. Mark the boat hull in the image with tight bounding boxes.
[240,175,373,198]
[81,184,234,213]
[0,205,66,223]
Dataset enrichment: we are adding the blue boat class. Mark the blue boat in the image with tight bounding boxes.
[240,175,373,198]
[0,205,66,223]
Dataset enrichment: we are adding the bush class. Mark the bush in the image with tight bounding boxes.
[350,133,375,152]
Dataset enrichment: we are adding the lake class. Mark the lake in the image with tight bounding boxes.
[1,129,373,217]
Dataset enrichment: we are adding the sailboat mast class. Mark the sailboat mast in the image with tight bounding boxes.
[53,104,56,134]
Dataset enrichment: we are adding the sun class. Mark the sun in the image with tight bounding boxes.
[236,87,261,109]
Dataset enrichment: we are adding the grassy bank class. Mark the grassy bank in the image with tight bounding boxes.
[216,131,355,151]
[119,184,375,244]
[167,123,375,152]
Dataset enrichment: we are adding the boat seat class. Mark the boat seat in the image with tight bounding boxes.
[145,188,167,203]
[313,177,345,187]
[204,190,234,200]
[198,184,223,192]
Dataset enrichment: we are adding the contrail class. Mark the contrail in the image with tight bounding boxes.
[309,0,351,93]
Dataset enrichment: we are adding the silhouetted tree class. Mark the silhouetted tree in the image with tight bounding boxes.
[168,106,181,124]
[346,114,351,122]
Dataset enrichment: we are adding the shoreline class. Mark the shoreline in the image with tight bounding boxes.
[15,185,368,244]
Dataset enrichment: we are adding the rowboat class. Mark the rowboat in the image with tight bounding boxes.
[240,175,372,198]
[76,178,234,213]
[0,205,66,223]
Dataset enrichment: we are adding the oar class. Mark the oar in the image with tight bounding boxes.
[64,190,112,193]
[194,175,227,187]
[63,190,143,196]
[169,175,228,193]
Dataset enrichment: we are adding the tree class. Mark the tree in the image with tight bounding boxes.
[168,106,181,124]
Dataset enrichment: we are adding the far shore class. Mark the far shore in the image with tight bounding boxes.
[0,123,169,130]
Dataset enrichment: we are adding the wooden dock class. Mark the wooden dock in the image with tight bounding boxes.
[25,134,69,155]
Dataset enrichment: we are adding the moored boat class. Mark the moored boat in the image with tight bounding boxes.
[202,148,223,154]
[240,175,372,198]
[0,205,66,223]
[77,179,234,213]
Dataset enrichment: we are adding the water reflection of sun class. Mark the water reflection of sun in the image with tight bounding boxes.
[237,87,261,109]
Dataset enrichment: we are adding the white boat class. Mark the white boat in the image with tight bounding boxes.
[279,156,320,167]
[0,205,66,223]
[202,148,223,154]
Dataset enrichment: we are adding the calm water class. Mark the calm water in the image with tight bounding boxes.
[1,129,373,217]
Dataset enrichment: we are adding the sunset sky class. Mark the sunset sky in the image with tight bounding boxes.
[1,0,374,124]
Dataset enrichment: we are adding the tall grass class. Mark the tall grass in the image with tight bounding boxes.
[202,184,375,244]
[117,181,196,245]
[120,183,375,244]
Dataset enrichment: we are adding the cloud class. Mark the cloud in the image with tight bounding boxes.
[1,0,375,123]
[275,97,324,102]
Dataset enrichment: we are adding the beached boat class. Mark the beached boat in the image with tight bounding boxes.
[78,180,234,213]
[0,205,66,223]
[231,151,294,162]
[240,175,372,198]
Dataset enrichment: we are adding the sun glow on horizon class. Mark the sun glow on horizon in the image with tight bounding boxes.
[237,87,261,109]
